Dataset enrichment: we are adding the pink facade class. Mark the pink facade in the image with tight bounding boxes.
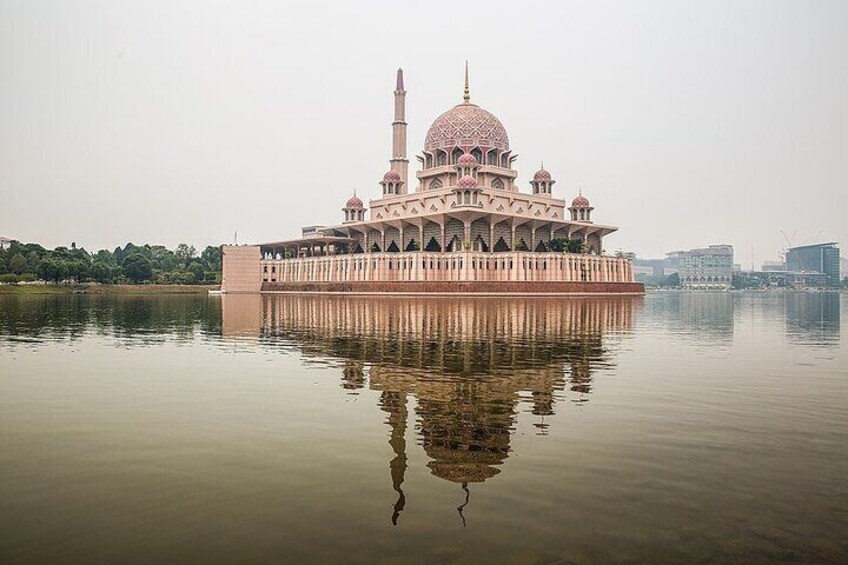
[222,65,641,294]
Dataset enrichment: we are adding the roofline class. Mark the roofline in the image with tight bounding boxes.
[787,242,838,251]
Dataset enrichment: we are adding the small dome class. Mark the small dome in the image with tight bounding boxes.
[346,194,364,208]
[457,152,477,166]
[533,168,551,181]
[382,170,401,182]
[457,174,478,188]
[571,195,590,207]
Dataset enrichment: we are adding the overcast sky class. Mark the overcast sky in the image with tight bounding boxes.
[1,0,846,264]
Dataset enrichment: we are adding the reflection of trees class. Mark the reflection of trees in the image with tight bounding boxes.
[0,295,222,343]
[246,295,638,526]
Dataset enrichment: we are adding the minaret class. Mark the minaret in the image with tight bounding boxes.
[390,68,408,194]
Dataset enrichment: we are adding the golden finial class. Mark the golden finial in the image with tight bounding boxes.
[463,61,470,103]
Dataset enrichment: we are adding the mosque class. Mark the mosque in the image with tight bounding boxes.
[222,66,642,294]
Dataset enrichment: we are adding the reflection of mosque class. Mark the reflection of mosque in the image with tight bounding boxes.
[222,295,637,524]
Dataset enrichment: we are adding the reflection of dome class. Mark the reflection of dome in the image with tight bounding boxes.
[572,195,590,207]
[457,174,478,188]
[382,170,401,182]
[346,194,364,208]
[533,168,551,181]
[457,152,477,166]
[425,103,510,152]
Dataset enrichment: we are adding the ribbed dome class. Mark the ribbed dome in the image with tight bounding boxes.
[382,170,401,182]
[425,103,509,152]
[533,168,551,181]
[346,194,364,208]
[571,195,590,207]
[457,174,478,188]
[457,152,478,166]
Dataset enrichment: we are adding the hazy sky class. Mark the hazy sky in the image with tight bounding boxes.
[1,0,846,264]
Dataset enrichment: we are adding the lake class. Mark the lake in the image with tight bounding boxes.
[0,292,845,563]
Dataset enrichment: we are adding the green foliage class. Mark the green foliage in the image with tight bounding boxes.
[175,243,196,266]
[89,262,114,284]
[2,240,223,286]
[123,254,153,283]
[187,261,206,282]
[10,253,28,274]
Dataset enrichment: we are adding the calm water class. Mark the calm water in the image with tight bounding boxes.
[0,292,845,564]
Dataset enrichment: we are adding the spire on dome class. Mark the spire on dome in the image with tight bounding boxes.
[463,61,470,103]
[396,68,404,92]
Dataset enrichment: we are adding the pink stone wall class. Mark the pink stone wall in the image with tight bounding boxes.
[222,245,261,293]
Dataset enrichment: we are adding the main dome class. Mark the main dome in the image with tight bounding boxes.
[424,103,510,152]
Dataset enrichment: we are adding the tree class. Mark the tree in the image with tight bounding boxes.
[187,261,206,282]
[123,254,153,283]
[200,246,222,271]
[37,258,68,283]
[175,243,196,265]
[26,251,40,272]
[9,253,27,275]
[89,262,113,284]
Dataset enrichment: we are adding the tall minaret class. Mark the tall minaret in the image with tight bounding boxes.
[390,68,408,194]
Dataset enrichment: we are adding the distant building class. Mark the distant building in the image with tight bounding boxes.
[678,245,734,290]
[0,237,12,250]
[786,242,840,286]
[762,260,786,272]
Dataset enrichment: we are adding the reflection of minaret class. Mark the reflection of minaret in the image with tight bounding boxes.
[390,68,408,194]
[341,360,366,393]
[568,355,593,405]
[379,391,408,525]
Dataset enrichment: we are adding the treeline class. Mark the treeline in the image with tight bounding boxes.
[0,241,221,285]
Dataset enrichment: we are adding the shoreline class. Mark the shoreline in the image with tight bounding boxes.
[0,284,218,295]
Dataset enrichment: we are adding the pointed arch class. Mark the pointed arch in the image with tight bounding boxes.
[430,178,442,190]
[405,238,419,252]
[515,239,529,252]
[352,242,364,254]
[474,234,489,252]
[424,237,441,252]
[493,237,510,252]
[491,177,504,190]
[387,240,400,253]
[447,234,462,252]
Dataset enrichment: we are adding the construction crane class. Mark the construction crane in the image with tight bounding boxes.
[778,229,797,263]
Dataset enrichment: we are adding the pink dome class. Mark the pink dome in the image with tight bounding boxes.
[571,195,590,207]
[346,194,364,208]
[382,170,401,182]
[425,103,510,152]
[457,174,478,188]
[533,168,551,181]
[457,152,477,166]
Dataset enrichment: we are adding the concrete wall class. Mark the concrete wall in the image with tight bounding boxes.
[222,245,261,293]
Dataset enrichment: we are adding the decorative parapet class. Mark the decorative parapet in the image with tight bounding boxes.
[260,251,634,285]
